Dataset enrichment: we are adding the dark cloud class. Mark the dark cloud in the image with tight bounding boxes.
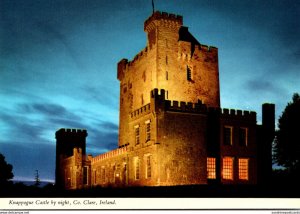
[247,80,280,93]
[0,100,119,180]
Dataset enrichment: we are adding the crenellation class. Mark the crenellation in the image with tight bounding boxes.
[237,110,242,116]
[56,128,87,137]
[130,103,151,119]
[230,109,236,115]
[91,146,128,163]
[220,108,256,120]
[56,10,275,190]
[144,11,183,32]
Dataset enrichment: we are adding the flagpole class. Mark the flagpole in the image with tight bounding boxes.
[152,0,155,14]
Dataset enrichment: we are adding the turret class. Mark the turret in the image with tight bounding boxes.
[55,128,88,188]
[144,11,183,49]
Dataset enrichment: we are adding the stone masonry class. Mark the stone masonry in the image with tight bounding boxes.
[55,11,275,189]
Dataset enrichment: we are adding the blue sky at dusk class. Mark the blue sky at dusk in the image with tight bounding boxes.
[0,0,299,182]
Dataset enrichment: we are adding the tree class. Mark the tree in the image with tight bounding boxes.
[273,93,300,174]
[35,170,41,186]
[0,153,14,184]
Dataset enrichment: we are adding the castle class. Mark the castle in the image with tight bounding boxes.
[55,11,275,189]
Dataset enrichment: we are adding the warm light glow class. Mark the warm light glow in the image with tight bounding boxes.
[146,121,151,142]
[116,173,120,177]
[135,157,140,180]
[222,157,233,180]
[135,126,140,145]
[207,157,216,179]
[146,155,151,179]
[238,158,249,180]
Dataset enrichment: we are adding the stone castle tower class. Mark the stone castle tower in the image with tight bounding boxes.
[118,11,220,147]
[55,11,275,189]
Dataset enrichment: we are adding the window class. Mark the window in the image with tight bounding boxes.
[83,166,88,185]
[145,120,151,142]
[222,157,233,180]
[141,94,144,105]
[146,155,152,179]
[166,71,168,80]
[94,170,97,185]
[101,167,105,183]
[70,167,74,186]
[207,157,216,179]
[239,128,248,146]
[187,66,192,81]
[238,158,249,180]
[224,126,233,145]
[166,55,168,65]
[134,157,140,180]
[135,125,140,145]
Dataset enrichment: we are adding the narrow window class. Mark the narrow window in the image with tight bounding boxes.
[222,157,233,180]
[224,126,233,145]
[187,66,192,81]
[70,167,74,186]
[166,71,168,80]
[142,70,146,82]
[83,166,88,185]
[146,155,152,179]
[135,157,140,180]
[238,158,249,180]
[239,128,248,146]
[166,90,168,99]
[135,126,140,145]
[145,120,151,142]
[101,167,105,183]
[166,55,168,65]
[207,157,216,179]
[141,94,144,105]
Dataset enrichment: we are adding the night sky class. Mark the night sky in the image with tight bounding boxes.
[0,0,299,182]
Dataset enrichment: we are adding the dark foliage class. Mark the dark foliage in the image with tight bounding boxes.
[273,93,300,177]
[0,153,14,185]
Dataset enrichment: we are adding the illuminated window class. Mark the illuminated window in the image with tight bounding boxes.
[207,157,216,179]
[134,157,140,180]
[83,166,88,185]
[135,125,140,145]
[187,66,192,81]
[222,157,233,180]
[224,126,233,145]
[145,120,151,142]
[238,158,249,180]
[146,155,152,179]
[239,128,248,146]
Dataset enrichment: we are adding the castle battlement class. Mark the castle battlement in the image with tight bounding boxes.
[144,11,183,32]
[148,88,256,120]
[117,47,150,80]
[91,146,128,164]
[128,47,148,66]
[130,103,151,119]
[55,128,87,138]
[221,108,256,120]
